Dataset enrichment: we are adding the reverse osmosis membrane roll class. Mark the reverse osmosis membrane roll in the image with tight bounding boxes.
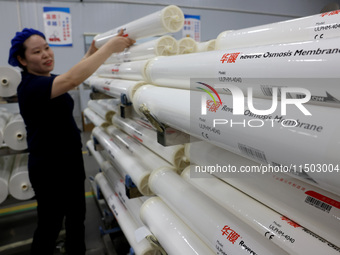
[0,155,15,204]
[196,39,216,52]
[178,37,197,54]
[3,114,27,151]
[145,37,340,107]
[97,98,120,113]
[96,60,148,81]
[182,165,340,254]
[185,141,340,247]
[88,100,114,123]
[84,107,110,128]
[215,10,340,50]
[140,197,215,255]
[0,111,13,146]
[100,160,145,227]
[105,36,179,64]
[86,140,106,168]
[9,154,34,200]
[106,125,173,171]
[94,5,184,48]
[92,126,153,196]
[94,173,158,255]
[149,167,288,255]
[0,66,21,97]
[133,85,340,195]
[111,115,188,169]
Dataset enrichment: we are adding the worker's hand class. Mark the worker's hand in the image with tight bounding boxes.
[107,29,135,53]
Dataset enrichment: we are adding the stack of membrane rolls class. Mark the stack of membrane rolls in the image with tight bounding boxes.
[85,6,340,255]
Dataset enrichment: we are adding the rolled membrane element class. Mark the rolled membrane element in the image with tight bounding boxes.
[185,141,340,247]
[0,111,13,146]
[111,115,188,169]
[9,154,34,200]
[140,197,215,255]
[0,155,15,204]
[149,167,288,255]
[132,85,340,195]
[86,140,106,168]
[84,108,110,128]
[0,66,21,97]
[100,160,145,227]
[92,126,154,196]
[97,98,120,113]
[215,10,340,50]
[178,37,197,54]
[89,78,146,104]
[96,60,148,81]
[182,165,340,254]
[3,114,27,151]
[144,37,340,108]
[94,173,158,255]
[94,5,184,48]
[105,36,179,64]
[196,39,216,52]
[88,100,114,123]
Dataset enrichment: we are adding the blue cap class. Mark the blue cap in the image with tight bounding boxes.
[8,28,46,67]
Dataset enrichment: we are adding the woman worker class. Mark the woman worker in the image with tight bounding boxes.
[8,28,134,254]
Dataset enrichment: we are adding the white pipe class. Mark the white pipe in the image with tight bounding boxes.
[92,126,153,196]
[140,197,215,255]
[100,160,145,227]
[0,66,21,97]
[215,11,340,50]
[97,98,121,113]
[132,85,340,195]
[196,39,216,52]
[88,100,112,122]
[144,37,340,108]
[86,139,106,168]
[148,167,288,254]
[0,155,15,204]
[111,115,188,169]
[94,173,158,255]
[84,108,110,128]
[96,60,148,81]
[185,140,340,247]
[105,36,178,64]
[182,165,340,254]
[3,114,27,151]
[9,154,34,200]
[178,37,197,54]
[94,5,184,48]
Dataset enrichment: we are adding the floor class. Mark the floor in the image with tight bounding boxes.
[0,131,130,255]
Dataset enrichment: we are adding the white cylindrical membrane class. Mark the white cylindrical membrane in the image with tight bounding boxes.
[0,111,13,146]
[215,11,340,50]
[86,139,106,168]
[84,107,110,128]
[94,5,184,48]
[178,37,197,54]
[133,85,340,195]
[0,66,21,97]
[96,60,148,81]
[100,160,145,227]
[3,114,27,150]
[185,140,340,247]
[149,167,288,255]
[105,36,178,63]
[92,126,153,196]
[0,155,15,204]
[106,125,173,171]
[182,165,340,254]
[196,39,216,52]
[88,100,114,123]
[140,197,215,255]
[94,173,157,255]
[145,37,340,108]
[97,98,121,113]
[111,115,188,169]
[9,154,34,200]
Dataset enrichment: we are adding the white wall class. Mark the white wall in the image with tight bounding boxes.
[0,0,336,74]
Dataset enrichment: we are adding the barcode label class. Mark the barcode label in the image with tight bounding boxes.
[238,144,268,163]
[305,196,332,213]
[260,86,292,98]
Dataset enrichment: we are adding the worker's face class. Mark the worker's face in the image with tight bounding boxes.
[18,35,54,76]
